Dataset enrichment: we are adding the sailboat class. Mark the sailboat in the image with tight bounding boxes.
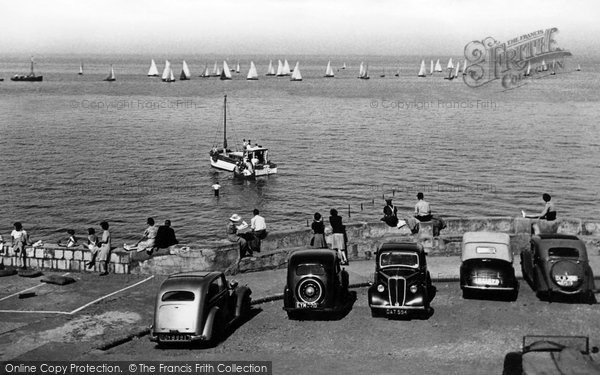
[550,60,556,75]
[247,61,258,80]
[104,65,116,82]
[324,61,335,77]
[394,67,400,77]
[161,60,171,81]
[164,66,176,82]
[281,59,291,76]
[235,62,240,73]
[147,59,159,76]
[417,60,427,77]
[430,60,434,75]
[179,60,191,80]
[78,61,84,75]
[444,58,455,80]
[211,62,219,77]
[199,64,210,78]
[576,64,581,71]
[275,60,284,76]
[380,68,385,78]
[220,61,232,80]
[358,63,370,80]
[290,62,302,81]
[341,62,347,70]
[463,61,469,76]
[209,95,278,177]
[453,61,460,79]
[11,57,43,82]
[266,60,276,76]
[523,61,531,77]
[434,59,443,72]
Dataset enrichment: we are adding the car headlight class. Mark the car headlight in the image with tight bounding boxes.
[409,285,418,293]
[377,284,385,293]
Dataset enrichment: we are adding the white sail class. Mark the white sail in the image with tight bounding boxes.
[463,60,469,75]
[79,61,84,75]
[358,62,365,78]
[282,59,291,75]
[524,61,531,76]
[576,64,581,71]
[148,59,159,76]
[454,61,460,78]
[180,60,191,80]
[161,60,171,80]
[342,62,347,69]
[247,61,258,80]
[430,60,434,75]
[418,60,426,77]
[166,67,175,82]
[276,60,283,76]
[447,58,454,70]
[291,62,302,81]
[220,61,232,80]
[324,60,334,77]
[211,62,219,76]
[434,59,443,72]
[363,64,369,79]
[104,65,115,81]
[235,62,240,73]
[266,60,275,75]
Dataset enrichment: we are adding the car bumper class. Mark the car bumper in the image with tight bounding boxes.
[150,332,206,343]
[462,285,516,291]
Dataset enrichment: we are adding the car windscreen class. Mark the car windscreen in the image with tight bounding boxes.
[296,264,326,276]
[548,247,579,258]
[379,252,419,268]
[161,291,195,302]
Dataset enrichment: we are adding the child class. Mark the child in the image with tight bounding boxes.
[58,229,78,248]
[11,222,31,269]
[84,228,99,269]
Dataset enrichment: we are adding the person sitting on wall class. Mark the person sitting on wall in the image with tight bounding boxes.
[522,193,556,221]
[57,229,78,248]
[124,217,158,252]
[227,214,252,258]
[154,219,179,250]
[250,209,267,252]
[414,192,432,222]
[381,198,399,227]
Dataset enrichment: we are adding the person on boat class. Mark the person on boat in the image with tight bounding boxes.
[58,229,78,248]
[310,212,327,248]
[251,153,259,166]
[329,208,348,265]
[522,193,556,221]
[249,209,267,252]
[227,214,252,258]
[414,192,432,222]
[97,221,111,276]
[84,227,100,270]
[381,198,399,227]
[124,217,158,253]
[154,219,179,250]
[244,158,254,176]
[11,222,32,269]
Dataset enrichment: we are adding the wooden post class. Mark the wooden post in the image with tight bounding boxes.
[348,204,351,218]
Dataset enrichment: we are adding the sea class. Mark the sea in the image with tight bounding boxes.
[1,54,599,245]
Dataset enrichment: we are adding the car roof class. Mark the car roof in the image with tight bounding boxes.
[531,234,587,259]
[159,271,222,292]
[289,249,338,265]
[535,233,580,241]
[462,231,510,245]
[379,242,422,252]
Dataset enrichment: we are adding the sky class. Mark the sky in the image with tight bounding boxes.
[1,0,599,56]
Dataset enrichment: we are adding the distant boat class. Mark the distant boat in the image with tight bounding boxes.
[266,60,276,76]
[104,65,116,82]
[430,60,434,75]
[277,59,291,76]
[523,61,531,77]
[453,61,460,79]
[447,58,454,70]
[341,62,347,69]
[164,66,176,82]
[11,57,43,82]
[180,60,191,80]
[358,62,370,80]
[394,67,400,77]
[417,60,427,77]
[380,68,385,78]
[275,60,283,76]
[78,61,84,75]
[576,64,581,71]
[444,58,455,80]
[550,60,556,75]
[147,59,159,76]
[434,59,443,72]
[161,60,171,81]
[324,60,334,77]
[463,61,469,76]
[247,61,258,80]
[291,62,302,81]
[211,61,219,77]
[220,61,232,80]
[199,64,210,78]
[235,62,240,73]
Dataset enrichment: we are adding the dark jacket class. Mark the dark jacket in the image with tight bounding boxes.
[155,225,179,248]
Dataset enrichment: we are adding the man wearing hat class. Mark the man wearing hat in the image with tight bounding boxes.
[227,214,252,258]
[381,198,399,227]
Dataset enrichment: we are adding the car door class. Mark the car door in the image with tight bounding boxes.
[521,241,534,280]
[208,275,230,321]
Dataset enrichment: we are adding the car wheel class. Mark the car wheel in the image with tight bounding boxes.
[509,289,519,302]
[462,289,472,300]
[502,352,523,375]
[242,294,252,316]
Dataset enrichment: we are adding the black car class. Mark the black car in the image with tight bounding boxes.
[283,249,352,319]
[150,271,252,345]
[368,241,435,318]
[521,234,596,303]
[460,232,519,300]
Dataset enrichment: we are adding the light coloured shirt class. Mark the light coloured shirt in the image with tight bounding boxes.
[415,200,431,216]
[251,215,267,231]
[144,225,158,239]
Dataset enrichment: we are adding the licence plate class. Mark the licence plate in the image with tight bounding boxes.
[386,309,408,315]
[473,277,500,286]
[160,334,190,341]
[296,302,317,308]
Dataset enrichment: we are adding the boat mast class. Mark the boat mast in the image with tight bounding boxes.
[30,57,34,76]
[223,95,227,149]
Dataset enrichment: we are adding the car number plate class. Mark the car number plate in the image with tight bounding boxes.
[473,277,500,286]
[385,309,408,315]
[296,302,317,308]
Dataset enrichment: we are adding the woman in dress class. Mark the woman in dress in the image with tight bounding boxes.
[329,209,348,265]
[311,212,327,249]
[97,221,111,276]
[85,227,100,270]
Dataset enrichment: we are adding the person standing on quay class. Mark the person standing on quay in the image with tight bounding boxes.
[329,208,348,265]
[310,212,327,249]
[97,221,111,276]
[11,222,31,269]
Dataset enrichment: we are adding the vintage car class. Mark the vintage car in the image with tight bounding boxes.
[460,231,519,300]
[521,234,596,303]
[150,271,252,345]
[503,335,600,375]
[283,249,352,319]
[368,241,434,318]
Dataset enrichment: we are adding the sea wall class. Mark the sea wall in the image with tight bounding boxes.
[2,217,599,275]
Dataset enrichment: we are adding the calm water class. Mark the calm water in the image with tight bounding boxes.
[1,54,599,244]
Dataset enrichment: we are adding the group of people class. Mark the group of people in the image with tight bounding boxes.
[310,209,349,265]
[380,192,443,234]
[227,209,268,258]
[123,217,179,254]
